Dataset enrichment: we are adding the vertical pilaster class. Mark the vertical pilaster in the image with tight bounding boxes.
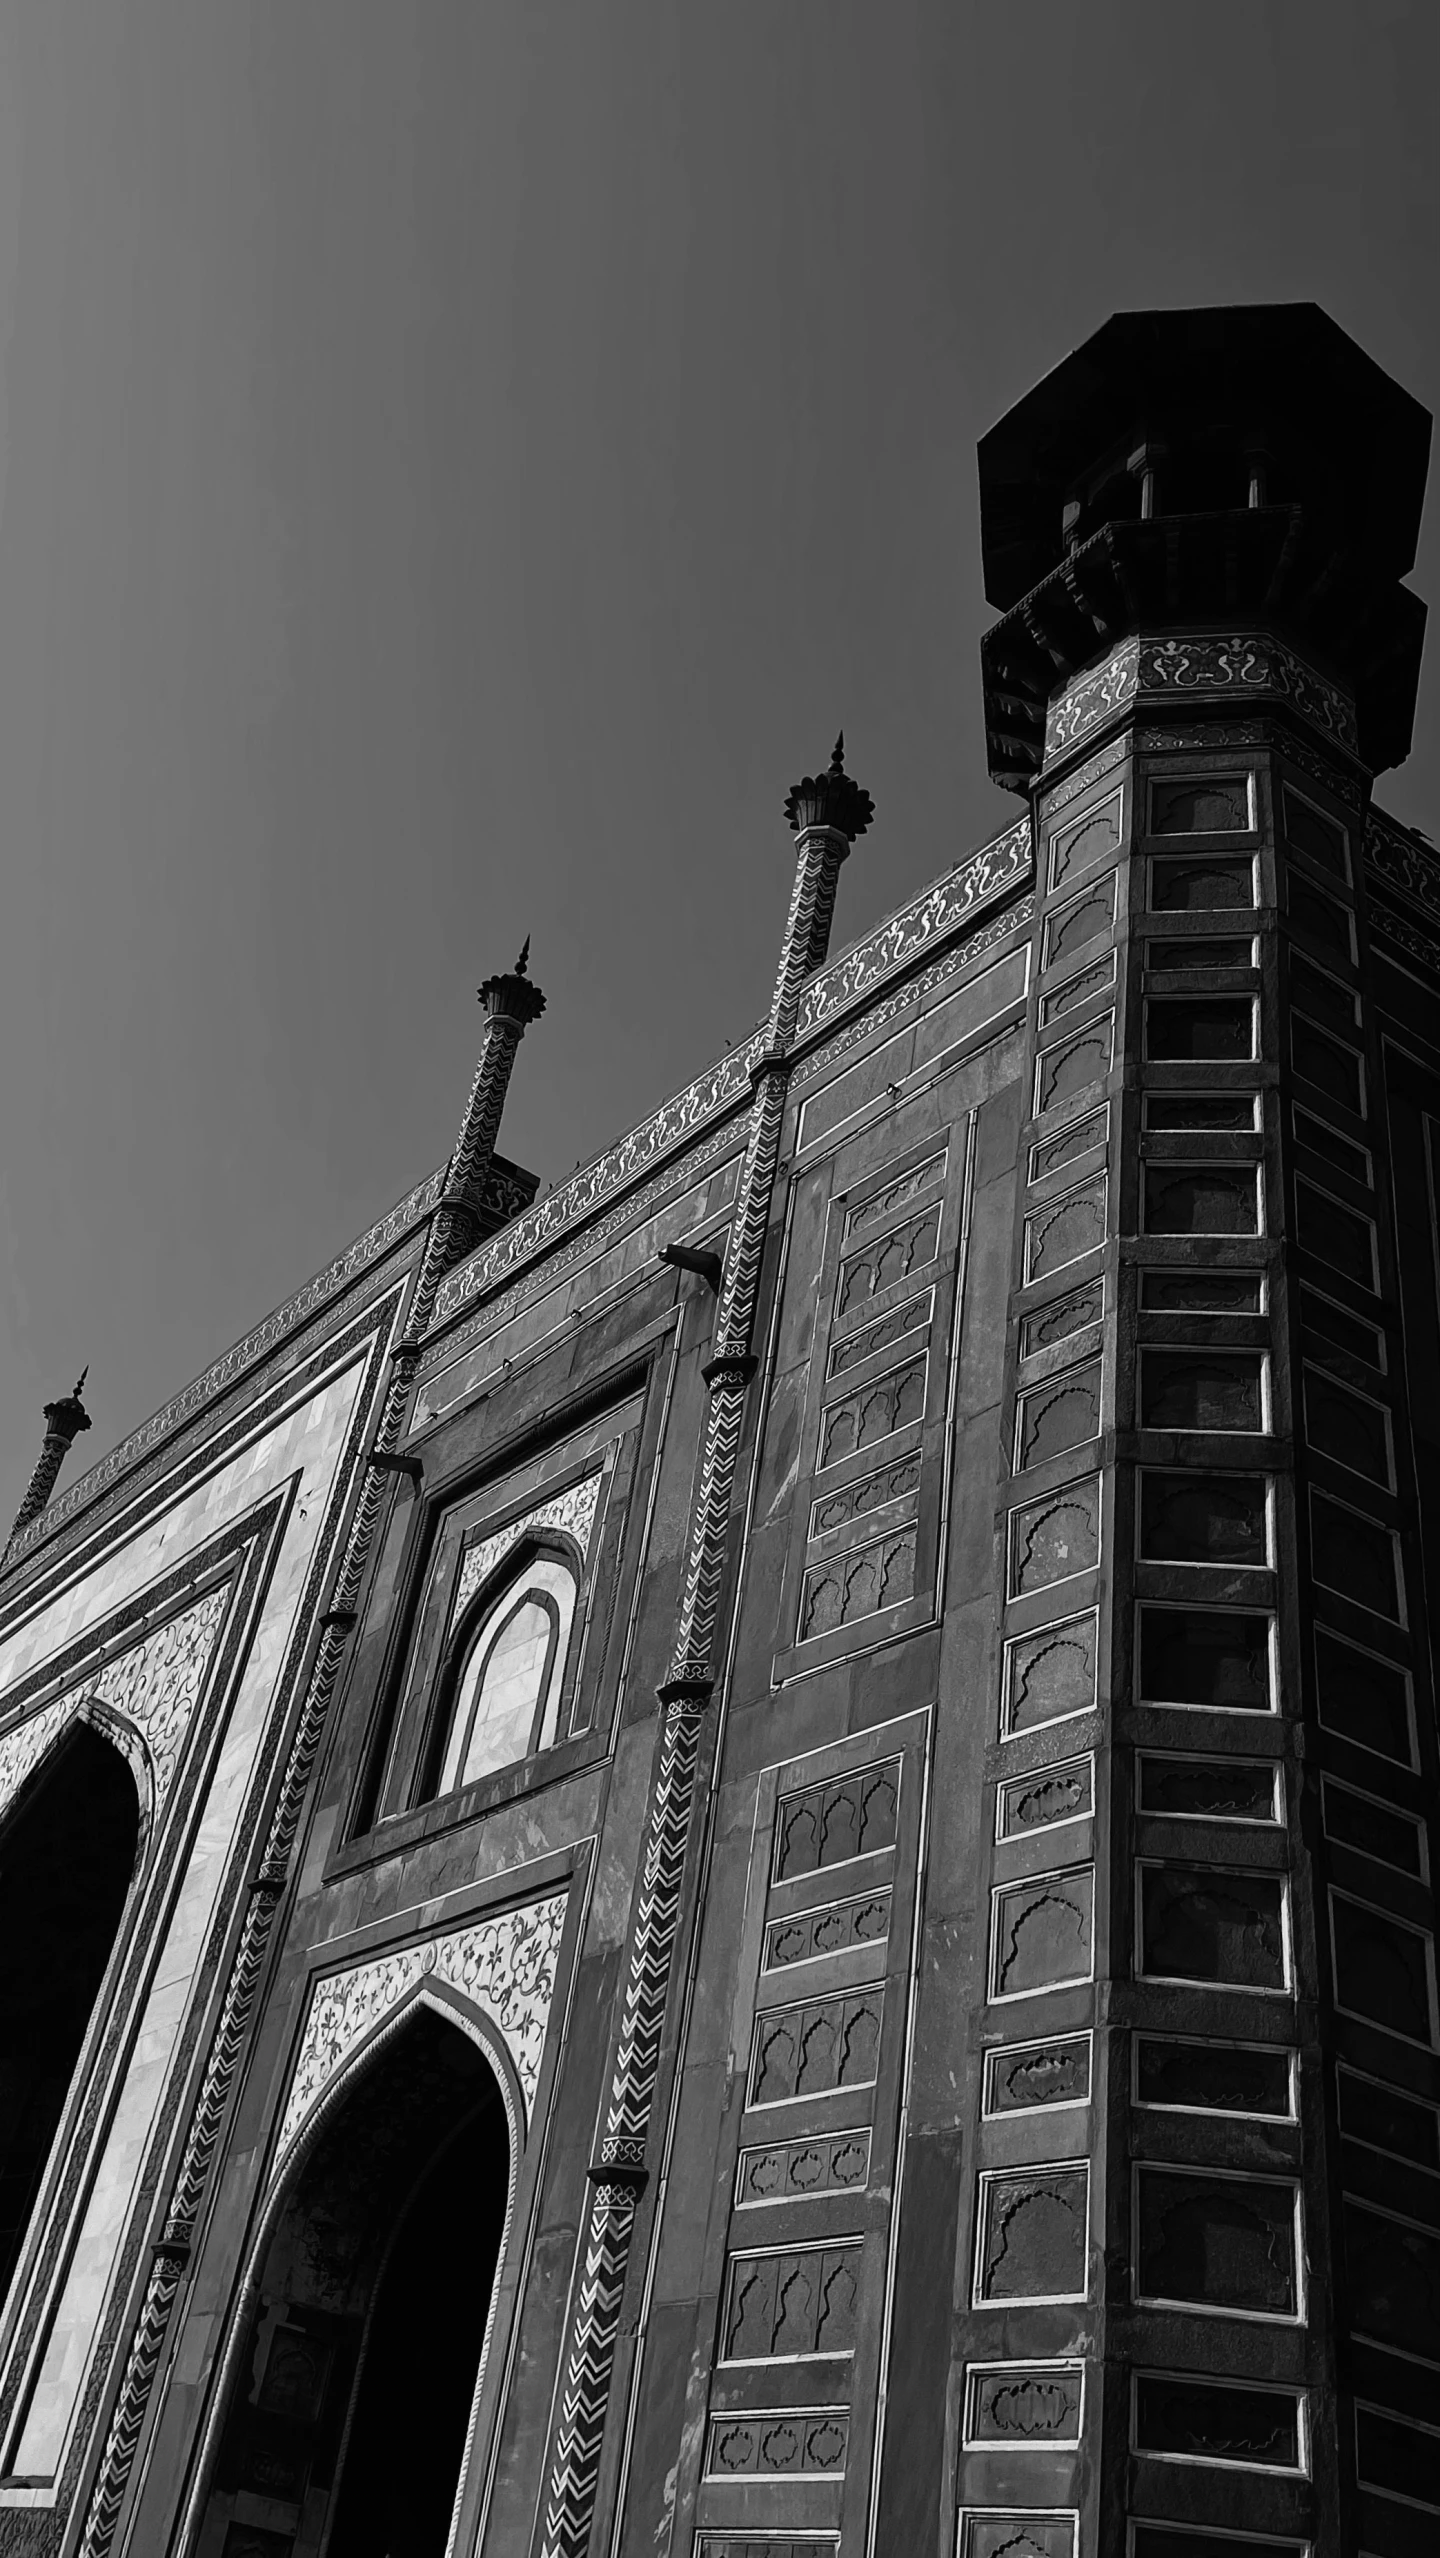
[539,742,872,2558]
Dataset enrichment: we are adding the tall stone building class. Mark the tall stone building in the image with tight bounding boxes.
[0,303,1436,2558]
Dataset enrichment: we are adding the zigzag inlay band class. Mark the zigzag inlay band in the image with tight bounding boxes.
[77,992,543,2558]
[537,817,850,2558]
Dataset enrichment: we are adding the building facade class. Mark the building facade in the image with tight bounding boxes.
[0,303,1436,2558]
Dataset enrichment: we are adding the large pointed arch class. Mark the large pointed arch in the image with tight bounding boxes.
[0,1719,143,2319]
[185,1992,519,2558]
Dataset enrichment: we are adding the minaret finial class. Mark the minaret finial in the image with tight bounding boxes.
[515,936,531,977]
[783,734,874,842]
[3,1369,94,1559]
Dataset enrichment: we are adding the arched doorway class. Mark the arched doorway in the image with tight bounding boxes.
[199,2005,510,2558]
[0,1720,141,2310]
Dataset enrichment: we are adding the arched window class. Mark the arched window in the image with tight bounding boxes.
[0,1722,140,2310]
[434,1550,578,1796]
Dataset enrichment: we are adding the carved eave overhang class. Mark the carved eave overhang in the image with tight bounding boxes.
[981,505,1427,790]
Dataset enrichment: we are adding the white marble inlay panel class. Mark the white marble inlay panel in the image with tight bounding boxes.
[8,1359,369,2485]
[451,1471,603,1629]
[275,1891,568,2165]
[0,1589,227,1836]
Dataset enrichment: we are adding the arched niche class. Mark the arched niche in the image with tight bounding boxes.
[0,1718,142,2314]
[417,1534,581,1805]
[195,1998,513,2558]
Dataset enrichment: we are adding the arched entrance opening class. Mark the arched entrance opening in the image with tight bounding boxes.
[200,2005,510,2558]
[0,1721,140,2309]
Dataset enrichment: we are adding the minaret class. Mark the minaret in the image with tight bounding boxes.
[4,1370,91,1555]
[425,941,548,1291]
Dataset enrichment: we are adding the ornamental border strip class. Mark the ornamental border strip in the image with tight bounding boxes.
[1044,632,1359,769]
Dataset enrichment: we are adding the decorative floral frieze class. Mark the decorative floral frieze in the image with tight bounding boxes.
[452,1472,604,1626]
[1041,733,1128,817]
[1046,633,1358,766]
[1366,809,1440,918]
[792,893,1034,1091]
[796,818,1032,1036]
[1369,899,1440,973]
[275,1892,568,2165]
[0,1586,228,1827]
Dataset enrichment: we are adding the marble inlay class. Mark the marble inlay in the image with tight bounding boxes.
[275,1892,568,2162]
[0,1587,228,1828]
[451,1470,603,1629]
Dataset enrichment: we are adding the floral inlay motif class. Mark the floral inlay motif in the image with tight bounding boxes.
[450,1471,604,1629]
[0,1586,229,1828]
[274,1891,567,2164]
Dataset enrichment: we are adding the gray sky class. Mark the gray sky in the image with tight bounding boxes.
[0,0,1435,1528]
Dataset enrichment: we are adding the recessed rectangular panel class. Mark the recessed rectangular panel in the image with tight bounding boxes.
[1039,950,1116,1025]
[1300,1286,1384,1371]
[1024,1172,1108,1282]
[1140,1270,1263,1313]
[1292,1017,1364,1114]
[1145,997,1255,1061]
[1146,936,1256,972]
[735,2126,872,2208]
[996,1756,1093,1841]
[1141,1352,1264,1432]
[1338,2067,1440,2172]
[1137,1754,1279,1823]
[1042,871,1117,972]
[1049,788,1123,891]
[1143,1163,1259,1235]
[1354,2403,1440,2513]
[973,2164,1089,2303]
[1151,776,1252,835]
[1131,2529,1305,2558]
[1028,1106,1108,1185]
[1310,1491,1400,1618]
[1290,948,1359,1029]
[1286,871,1354,961]
[963,2360,1084,2449]
[746,1989,885,2106]
[1150,852,1256,912]
[1139,1606,1272,1710]
[1035,1013,1114,1116]
[1322,1777,1426,1878]
[1303,1369,1391,1486]
[1014,1361,1102,1470]
[1330,1892,1438,2046]
[1008,1475,1102,1596]
[1142,1093,1258,1131]
[983,2034,1092,2117]
[1132,2371,1303,2471]
[1138,1862,1288,1990]
[772,1761,899,1880]
[1283,785,1349,878]
[1001,1610,1099,1737]
[1314,1629,1413,1763]
[1293,1105,1370,1186]
[1139,1471,1269,1566]
[1295,1179,1377,1287]
[720,2239,861,2361]
[1135,2165,1300,2318]
[827,1287,932,1378]
[1019,1278,1103,1358]
[1344,2201,1440,2366]
[763,1887,892,1970]
[990,1865,1094,1999]
[1135,2036,1293,2120]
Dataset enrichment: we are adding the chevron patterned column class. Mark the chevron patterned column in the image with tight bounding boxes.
[539,743,873,2558]
[77,955,547,2558]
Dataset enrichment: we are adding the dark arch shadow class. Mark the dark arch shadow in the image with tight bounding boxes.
[199,2003,510,2558]
[0,1720,141,2312]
